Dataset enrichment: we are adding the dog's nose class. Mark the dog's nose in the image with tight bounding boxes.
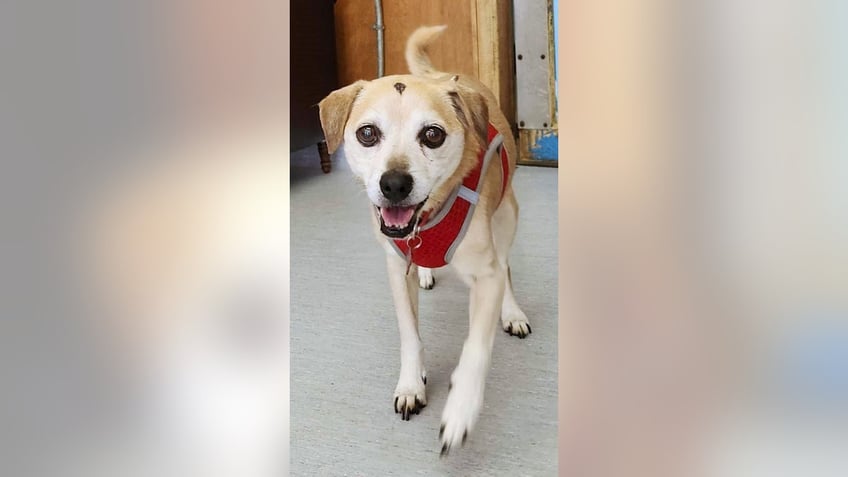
[379,170,414,203]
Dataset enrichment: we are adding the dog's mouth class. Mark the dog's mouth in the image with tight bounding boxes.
[376,200,427,238]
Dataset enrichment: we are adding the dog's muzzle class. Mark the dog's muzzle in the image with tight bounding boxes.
[376,169,426,238]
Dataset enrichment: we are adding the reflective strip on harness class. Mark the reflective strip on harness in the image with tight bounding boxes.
[457,186,478,204]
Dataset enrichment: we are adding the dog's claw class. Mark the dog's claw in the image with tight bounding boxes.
[504,320,532,338]
[394,392,426,420]
[440,419,470,454]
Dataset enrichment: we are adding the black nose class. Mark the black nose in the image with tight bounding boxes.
[380,170,414,203]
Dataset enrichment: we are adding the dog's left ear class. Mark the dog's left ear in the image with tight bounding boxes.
[447,79,489,149]
[319,80,367,154]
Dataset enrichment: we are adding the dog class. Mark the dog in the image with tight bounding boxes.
[319,25,531,455]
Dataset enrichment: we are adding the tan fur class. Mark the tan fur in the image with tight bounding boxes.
[319,80,366,154]
[318,26,529,454]
[404,25,447,76]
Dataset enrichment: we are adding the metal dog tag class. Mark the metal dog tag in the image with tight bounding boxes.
[404,223,422,276]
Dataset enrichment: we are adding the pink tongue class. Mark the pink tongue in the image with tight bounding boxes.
[380,206,416,227]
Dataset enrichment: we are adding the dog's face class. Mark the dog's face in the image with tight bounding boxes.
[319,75,487,238]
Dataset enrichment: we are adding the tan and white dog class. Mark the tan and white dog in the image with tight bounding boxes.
[319,25,531,454]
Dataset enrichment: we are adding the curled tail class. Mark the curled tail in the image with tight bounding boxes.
[405,25,447,76]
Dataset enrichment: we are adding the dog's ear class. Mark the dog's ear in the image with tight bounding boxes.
[318,80,367,154]
[447,81,489,149]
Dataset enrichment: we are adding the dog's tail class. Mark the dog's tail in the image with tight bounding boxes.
[405,25,447,77]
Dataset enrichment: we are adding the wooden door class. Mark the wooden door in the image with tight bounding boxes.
[333,0,516,129]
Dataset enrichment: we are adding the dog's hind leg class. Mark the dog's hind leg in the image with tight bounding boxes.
[386,250,427,420]
[492,189,531,338]
[418,267,435,289]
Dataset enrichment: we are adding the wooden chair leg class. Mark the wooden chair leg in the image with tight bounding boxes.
[318,140,331,173]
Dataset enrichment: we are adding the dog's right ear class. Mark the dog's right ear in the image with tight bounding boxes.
[318,80,367,154]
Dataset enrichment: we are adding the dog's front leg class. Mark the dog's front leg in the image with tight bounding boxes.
[439,254,505,454]
[386,251,427,420]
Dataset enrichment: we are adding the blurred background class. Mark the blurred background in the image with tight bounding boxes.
[1,1,289,476]
[559,1,847,476]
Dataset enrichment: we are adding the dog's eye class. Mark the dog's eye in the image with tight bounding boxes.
[419,126,446,149]
[356,125,380,147]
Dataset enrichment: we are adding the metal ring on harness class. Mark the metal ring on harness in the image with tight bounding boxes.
[406,234,422,250]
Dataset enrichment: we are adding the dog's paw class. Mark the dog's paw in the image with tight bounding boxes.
[418,267,435,290]
[502,312,532,339]
[394,374,427,421]
[438,377,483,456]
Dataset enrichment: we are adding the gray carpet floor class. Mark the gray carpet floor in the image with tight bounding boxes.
[290,146,558,476]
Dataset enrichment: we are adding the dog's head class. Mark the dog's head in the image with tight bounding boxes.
[319,74,488,238]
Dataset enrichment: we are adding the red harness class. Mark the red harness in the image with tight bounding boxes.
[391,123,510,268]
